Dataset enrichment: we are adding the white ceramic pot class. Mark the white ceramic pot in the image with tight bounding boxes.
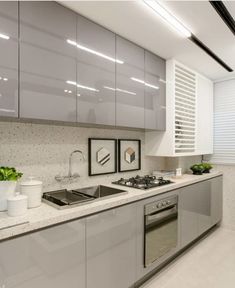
[7,192,28,217]
[0,181,17,211]
[20,177,43,208]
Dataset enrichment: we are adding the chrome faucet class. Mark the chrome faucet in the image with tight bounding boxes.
[55,150,85,182]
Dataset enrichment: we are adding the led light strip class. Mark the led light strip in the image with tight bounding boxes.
[143,0,191,38]
[66,80,99,92]
[131,77,159,90]
[67,39,124,64]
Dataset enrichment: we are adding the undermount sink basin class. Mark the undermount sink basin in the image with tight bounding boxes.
[42,185,127,210]
[73,185,126,199]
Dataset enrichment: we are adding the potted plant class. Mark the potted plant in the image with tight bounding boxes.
[0,167,23,211]
[202,163,213,173]
[190,164,204,175]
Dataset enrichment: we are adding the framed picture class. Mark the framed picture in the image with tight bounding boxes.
[118,139,141,172]
[88,138,117,176]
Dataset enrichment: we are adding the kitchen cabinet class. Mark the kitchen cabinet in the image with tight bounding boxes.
[179,176,223,248]
[145,59,213,156]
[19,1,77,122]
[0,1,18,117]
[145,51,166,130]
[211,175,223,225]
[0,219,86,288]
[86,204,137,288]
[76,15,116,126]
[116,36,145,129]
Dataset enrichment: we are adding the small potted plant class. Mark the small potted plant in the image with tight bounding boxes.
[0,167,23,211]
[202,163,213,173]
[190,164,204,175]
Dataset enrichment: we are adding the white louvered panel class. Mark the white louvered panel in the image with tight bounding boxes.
[211,79,235,164]
[174,64,196,154]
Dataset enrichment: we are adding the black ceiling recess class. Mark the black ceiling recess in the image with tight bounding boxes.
[210,1,235,36]
[189,34,233,72]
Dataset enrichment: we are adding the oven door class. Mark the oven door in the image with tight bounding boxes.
[144,204,178,267]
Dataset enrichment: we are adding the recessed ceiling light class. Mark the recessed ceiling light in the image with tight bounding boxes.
[3,78,8,81]
[67,39,124,64]
[143,0,192,38]
[0,33,10,40]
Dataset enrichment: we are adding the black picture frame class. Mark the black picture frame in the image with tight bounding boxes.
[118,139,141,172]
[88,138,117,176]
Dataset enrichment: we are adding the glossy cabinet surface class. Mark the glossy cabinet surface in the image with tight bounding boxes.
[179,176,223,249]
[19,1,77,121]
[0,1,18,117]
[86,204,137,288]
[0,219,86,288]
[116,36,145,128]
[76,15,116,125]
[211,176,223,225]
[145,51,166,130]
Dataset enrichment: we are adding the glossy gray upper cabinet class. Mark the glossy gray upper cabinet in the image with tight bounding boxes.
[76,15,116,126]
[0,219,86,288]
[116,36,145,129]
[86,204,137,288]
[0,1,18,117]
[19,2,77,122]
[145,51,166,130]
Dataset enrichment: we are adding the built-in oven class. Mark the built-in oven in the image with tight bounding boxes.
[144,195,178,267]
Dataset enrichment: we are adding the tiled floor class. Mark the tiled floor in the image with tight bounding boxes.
[141,227,235,288]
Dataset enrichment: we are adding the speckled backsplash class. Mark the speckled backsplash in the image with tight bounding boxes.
[0,121,165,192]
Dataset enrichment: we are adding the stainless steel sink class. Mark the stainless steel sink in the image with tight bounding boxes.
[42,185,127,210]
[73,185,126,199]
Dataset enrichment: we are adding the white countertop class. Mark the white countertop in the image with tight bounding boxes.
[0,171,223,242]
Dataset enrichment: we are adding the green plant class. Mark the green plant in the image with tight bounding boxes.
[0,167,23,181]
[202,162,213,173]
[190,164,204,175]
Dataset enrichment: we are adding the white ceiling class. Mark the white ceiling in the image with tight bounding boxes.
[60,0,235,81]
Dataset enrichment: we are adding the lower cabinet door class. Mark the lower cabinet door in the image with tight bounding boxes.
[86,204,137,288]
[211,176,223,226]
[179,184,199,248]
[0,219,86,288]
[197,180,212,235]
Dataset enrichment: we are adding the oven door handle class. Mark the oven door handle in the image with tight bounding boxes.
[146,206,177,224]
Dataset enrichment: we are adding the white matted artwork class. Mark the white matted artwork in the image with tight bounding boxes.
[118,139,141,172]
[88,138,117,176]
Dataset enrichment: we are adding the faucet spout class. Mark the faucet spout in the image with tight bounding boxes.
[68,150,85,177]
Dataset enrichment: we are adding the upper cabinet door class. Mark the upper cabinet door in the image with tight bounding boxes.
[145,51,166,130]
[20,2,77,122]
[116,36,145,129]
[0,2,18,117]
[76,15,116,126]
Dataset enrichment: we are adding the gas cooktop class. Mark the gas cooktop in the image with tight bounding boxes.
[112,175,173,190]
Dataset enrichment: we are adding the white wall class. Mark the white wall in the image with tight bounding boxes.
[0,121,165,192]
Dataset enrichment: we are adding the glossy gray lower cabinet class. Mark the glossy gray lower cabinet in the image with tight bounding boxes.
[0,1,18,117]
[0,219,86,288]
[76,15,116,126]
[211,176,223,226]
[19,2,77,122]
[86,204,137,288]
[145,51,166,130]
[116,36,145,129]
[179,176,223,249]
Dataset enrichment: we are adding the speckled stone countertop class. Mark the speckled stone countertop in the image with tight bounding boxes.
[0,171,223,242]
